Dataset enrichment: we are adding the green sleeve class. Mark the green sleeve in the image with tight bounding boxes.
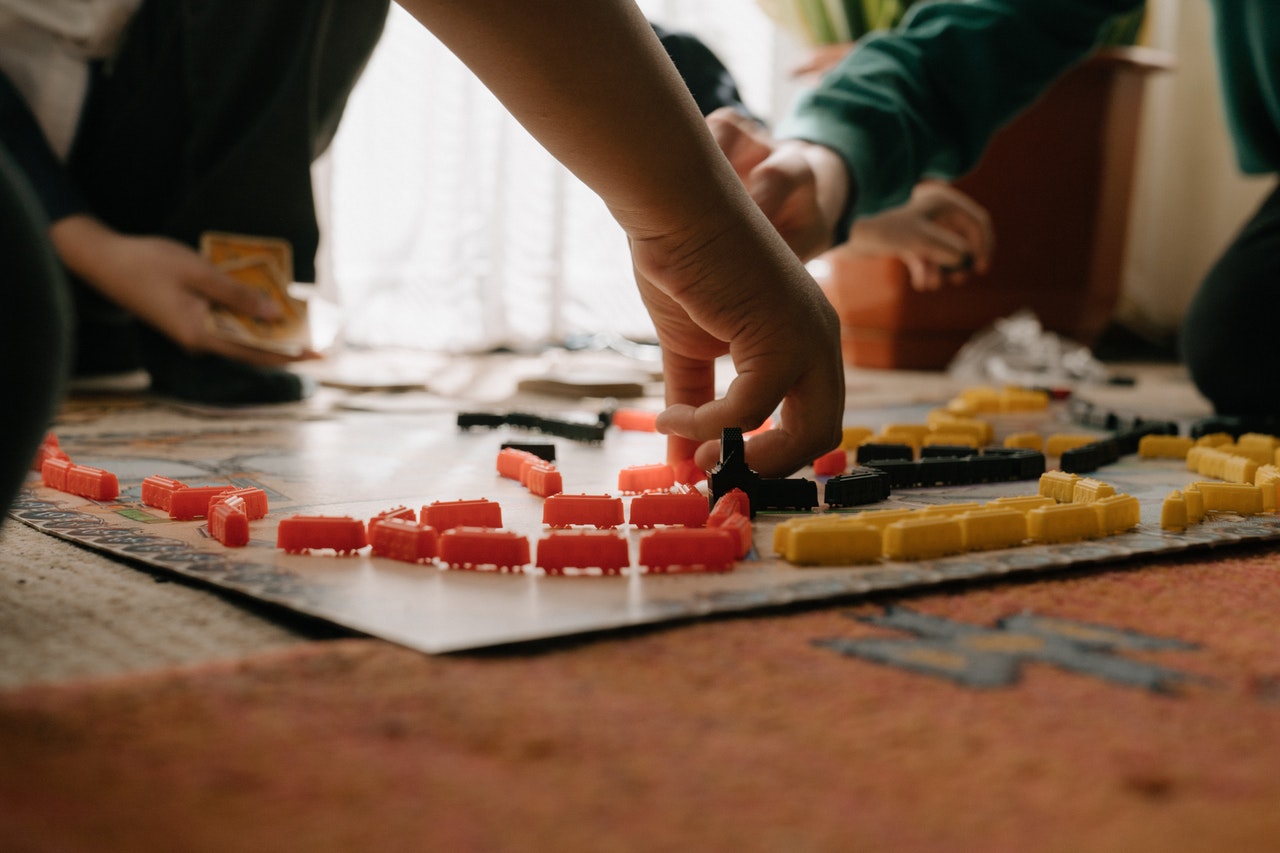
[776,0,1143,226]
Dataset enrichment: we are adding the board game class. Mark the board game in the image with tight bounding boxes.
[13,384,1280,654]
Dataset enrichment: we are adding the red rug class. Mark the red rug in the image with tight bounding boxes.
[4,547,1280,852]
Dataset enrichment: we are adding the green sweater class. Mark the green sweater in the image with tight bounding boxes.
[778,0,1280,225]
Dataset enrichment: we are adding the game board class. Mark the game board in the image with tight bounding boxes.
[13,395,1280,653]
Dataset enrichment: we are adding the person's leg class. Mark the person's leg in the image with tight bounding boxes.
[67,0,388,402]
[1181,181,1280,415]
[0,142,72,515]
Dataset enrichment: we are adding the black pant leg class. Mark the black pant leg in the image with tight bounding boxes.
[1181,181,1280,415]
[0,142,72,515]
[70,0,389,282]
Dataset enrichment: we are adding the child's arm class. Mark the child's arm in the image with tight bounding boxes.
[396,0,844,476]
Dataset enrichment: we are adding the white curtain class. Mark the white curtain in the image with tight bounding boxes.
[314,2,792,353]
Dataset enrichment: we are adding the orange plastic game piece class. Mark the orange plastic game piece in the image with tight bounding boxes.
[617,463,676,494]
[708,488,751,523]
[610,408,659,432]
[212,487,268,520]
[438,527,530,572]
[811,448,848,477]
[535,529,630,575]
[41,457,72,491]
[670,457,707,486]
[169,485,234,520]
[141,475,189,511]
[276,515,368,555]
[370,505,417,525]
[628,490,710,528]
[208,498,250,548]
[64,464,120,502]
[31,432,68,471]
[525,463,563,498]
[638,527,737,573]
[496,448,542,481]
[422,498,503,532]
[542,494,625,529]
[707,488,752,558]
[369,518,439,564]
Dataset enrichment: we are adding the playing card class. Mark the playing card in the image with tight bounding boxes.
[200,232,311,356]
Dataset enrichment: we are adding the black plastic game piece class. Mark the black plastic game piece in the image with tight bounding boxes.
[856,443,914,464]
[500,441,556,462]
[823,467,891,508]
[708,428,818,517]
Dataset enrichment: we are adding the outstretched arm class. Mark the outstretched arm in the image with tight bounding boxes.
[395,0,845,476]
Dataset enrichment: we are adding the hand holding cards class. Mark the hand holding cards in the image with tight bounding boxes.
[200,232,312,356]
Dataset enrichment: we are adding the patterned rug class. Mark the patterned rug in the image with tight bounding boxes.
[4,543,1280,852]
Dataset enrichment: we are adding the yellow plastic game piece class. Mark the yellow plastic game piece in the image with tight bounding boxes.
[998,387,1050,412]
[1254,465,1280,512]
[1237,433,1279,462]
[880,424,931,444]
[922,432,979,449]
[883,516,965,561]
[840,426,874,450]
[951,386,1002,414]
[1027,504,1101,543]
[1093,494,1141,535]
[1182,485,1205,525]
[926,410,994,445]
[1003,432,1044,452]
[919,502,984,518]
[771,516,832,556]
[986,494,1056,515]
[848,508,918,531]
[1038,470,1080,503]
[1222,453,1260,484]
[1193,482,1265,516]
[1044,434,1100,457]
[1161,491,1188,531]
[1137,434,1194,459]
[1071,477,1117,505]
[785,521,882,566]
[959,508,1028,551]
[1195,432,1233,447]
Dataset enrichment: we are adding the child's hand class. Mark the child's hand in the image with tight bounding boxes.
[630,210,845,479]
[848,182,994,290]
[706,108,849,262]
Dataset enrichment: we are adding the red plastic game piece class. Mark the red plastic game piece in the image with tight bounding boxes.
[141,475,189,511]
[707,488,753,558]
[438,527,530,572]
[369,517,439,564]
[637,528,737,573]
[496,447,542,481]
[422,498,503,531]
[708,488,751,523]
[713,512,753,559]
[610,408,659,432]
[542,493,625,529]
[212,486,269,520]
[64,464,120,502]
[208,498,250,547]
[31,432,68,471]
[617,463,676,494]
[41,456,72,491]
[370,505,417,525]
[535,529,630,575]
[276,515,368,555]
[812,448,849,477]
[525,463,564,498]
[628,490,710,528]
[169,485,234,520]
